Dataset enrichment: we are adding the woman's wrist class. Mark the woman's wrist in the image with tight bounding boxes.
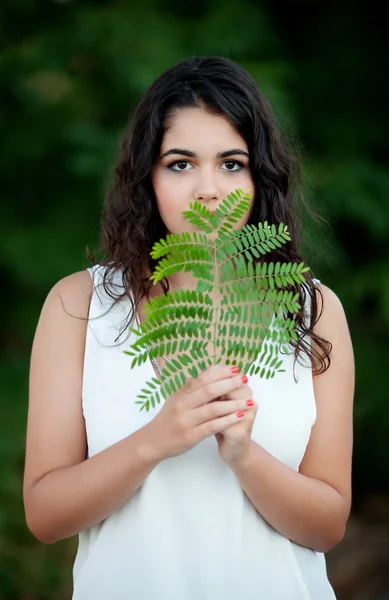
[133,422,169,466]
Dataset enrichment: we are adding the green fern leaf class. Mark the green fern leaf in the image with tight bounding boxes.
[123,188,309,410]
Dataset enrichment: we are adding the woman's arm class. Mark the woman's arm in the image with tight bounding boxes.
[226,284,354,552]
[23,271,163,544]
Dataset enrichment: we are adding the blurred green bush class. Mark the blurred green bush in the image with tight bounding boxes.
[0,1,387,598]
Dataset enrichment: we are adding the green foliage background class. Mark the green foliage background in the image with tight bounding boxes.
[1,1,387,598]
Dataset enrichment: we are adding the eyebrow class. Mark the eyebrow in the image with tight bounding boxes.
[160,148,249,160]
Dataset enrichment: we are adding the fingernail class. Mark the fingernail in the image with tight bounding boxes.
[246,399,254,407]
[236,411,245,418]
[241,375,248,384]
[230,366,240,374]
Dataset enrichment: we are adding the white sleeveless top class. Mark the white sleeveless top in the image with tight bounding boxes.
[72,264,336,600]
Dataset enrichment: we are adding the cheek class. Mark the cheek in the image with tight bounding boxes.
[227,172,254,210]
[158,195,177,218]
[152,173,172,215]
[154,181,176,214]
[234,174,255,222]
[152,170,186,211]
[241,171,254,194]
[153,183,182,225]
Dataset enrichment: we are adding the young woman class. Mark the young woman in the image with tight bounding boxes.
[24,56,354,599]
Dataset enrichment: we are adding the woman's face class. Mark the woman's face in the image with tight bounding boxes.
[151,106,254,237]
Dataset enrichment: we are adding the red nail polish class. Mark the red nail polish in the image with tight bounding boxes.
[230,366,240,374]
[236,411,245,418]
[241,375,248,384]
[246,399,254,407]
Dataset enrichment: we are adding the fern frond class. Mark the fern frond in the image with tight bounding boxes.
[181,189,252,236]
[150,231,215,260]
[123,188,309,412]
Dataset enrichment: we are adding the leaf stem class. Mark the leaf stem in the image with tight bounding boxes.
[213,238,218,364]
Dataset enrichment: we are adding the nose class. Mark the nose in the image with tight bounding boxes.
[194,171,221,205]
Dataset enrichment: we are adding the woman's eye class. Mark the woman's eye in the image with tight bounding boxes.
[222,160,244,171]
[168,161,192,171]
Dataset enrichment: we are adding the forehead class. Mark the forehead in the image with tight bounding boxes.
[161,107,247,150]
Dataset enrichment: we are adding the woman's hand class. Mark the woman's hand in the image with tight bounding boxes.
[214,377,257,465]
[147,364,252,461]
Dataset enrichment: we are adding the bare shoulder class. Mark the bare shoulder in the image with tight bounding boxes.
[33,269,94,350]
[311,282,353,359]
[47,269,94,319]
[314,282,348,327]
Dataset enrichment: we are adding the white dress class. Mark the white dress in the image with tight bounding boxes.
[72,264,337,600]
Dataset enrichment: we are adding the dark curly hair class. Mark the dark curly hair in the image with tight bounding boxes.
[90,55,331,375]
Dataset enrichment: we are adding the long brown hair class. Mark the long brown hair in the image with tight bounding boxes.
[90,55,331,375]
